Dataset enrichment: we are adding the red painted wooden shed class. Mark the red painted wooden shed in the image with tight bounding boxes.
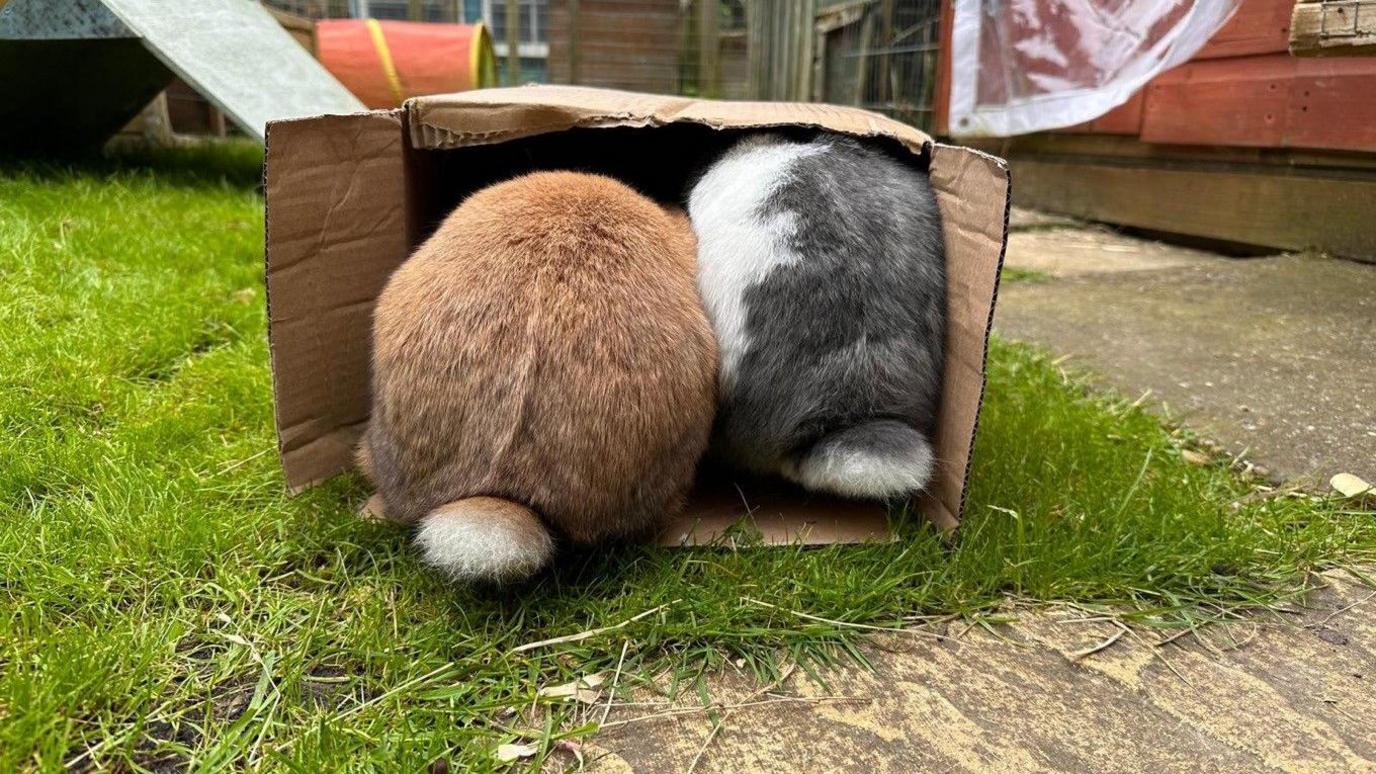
[935,0,1376,262]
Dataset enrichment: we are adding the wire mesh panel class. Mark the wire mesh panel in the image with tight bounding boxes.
[263,0,753,97]
[262,0,351,19]
[263,1,463,21]
[547,0,687,93]
[262,0,945,128]
[816,0,941,130]
[746,0,814,101]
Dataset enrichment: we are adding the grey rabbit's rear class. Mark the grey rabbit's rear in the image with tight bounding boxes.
[688,133,946,499]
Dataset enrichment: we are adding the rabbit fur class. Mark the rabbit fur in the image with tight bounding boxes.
[687,133,947,500]
[362,171,718,581]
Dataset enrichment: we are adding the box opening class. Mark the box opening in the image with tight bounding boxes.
[401,122,926,545]
[404,122,927,246]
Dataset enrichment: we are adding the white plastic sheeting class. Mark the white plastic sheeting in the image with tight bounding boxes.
[948,0,1241,137]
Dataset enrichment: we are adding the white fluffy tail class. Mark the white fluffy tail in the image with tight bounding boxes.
[414,497,554,582]
[787,421,935,500]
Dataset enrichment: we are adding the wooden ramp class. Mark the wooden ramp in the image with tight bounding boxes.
[0,0,361,148]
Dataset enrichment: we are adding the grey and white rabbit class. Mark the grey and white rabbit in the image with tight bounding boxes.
[687,133,946,500]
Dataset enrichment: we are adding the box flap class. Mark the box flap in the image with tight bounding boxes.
[265,110,409,492]
[406,84,932,154]
[921,144,1011,529]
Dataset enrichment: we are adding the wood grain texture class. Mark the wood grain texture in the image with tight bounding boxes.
[1141,55,1294,148]
[1087,92,1145,135]
[1011,158,1376,261]
[932,0,954,134]
[546,1,753,96]
[1196,0,1293,59]
[1291,0,1376,57]
[966,132,1376,172]
[1141,54,1376,152]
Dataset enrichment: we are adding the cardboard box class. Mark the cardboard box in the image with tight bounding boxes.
[264,85,1010,545]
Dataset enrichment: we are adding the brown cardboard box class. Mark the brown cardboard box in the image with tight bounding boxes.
[264,85,1009,546]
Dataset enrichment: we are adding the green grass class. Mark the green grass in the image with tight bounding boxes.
[2,144,1373,772]
[1000,265,1051,284]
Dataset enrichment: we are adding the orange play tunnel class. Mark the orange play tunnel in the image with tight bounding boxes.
[316,20,497,109]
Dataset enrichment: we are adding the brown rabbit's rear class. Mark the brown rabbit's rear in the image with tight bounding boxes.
[362,171,717,581]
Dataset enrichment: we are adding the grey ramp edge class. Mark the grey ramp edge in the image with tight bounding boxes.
[98,0,364,142]
[0,0,134,40]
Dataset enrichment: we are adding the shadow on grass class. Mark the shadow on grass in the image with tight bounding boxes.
[0,139,264,191]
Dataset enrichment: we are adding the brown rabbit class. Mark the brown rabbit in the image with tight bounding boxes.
[361,171,717,582]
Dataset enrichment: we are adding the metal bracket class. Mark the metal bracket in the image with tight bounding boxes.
[1320,0,1361,40]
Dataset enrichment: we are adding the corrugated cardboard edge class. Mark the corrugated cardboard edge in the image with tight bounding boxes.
[405,84,932,155]
[264,109,408,493]
[965,148,1012,525]
[921,145,1011,531]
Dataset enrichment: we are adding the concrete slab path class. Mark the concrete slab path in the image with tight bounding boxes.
[585,571,1376,772]
[995,213,1375,485]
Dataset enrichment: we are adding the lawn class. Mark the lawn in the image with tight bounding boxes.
[2,145,1373,772]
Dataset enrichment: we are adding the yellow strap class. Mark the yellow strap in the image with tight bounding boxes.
[366,19,405,106]
[469,22,488,89]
